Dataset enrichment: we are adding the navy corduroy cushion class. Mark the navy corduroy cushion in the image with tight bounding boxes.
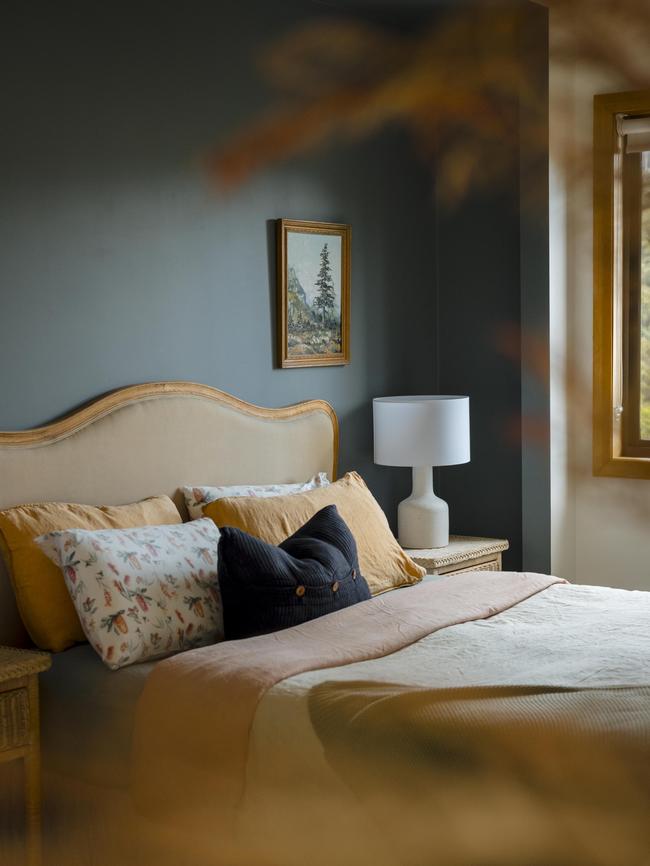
[217,504,371,639]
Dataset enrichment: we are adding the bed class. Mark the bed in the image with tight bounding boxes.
[0,382,648,866]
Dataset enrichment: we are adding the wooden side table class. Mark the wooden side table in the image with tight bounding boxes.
[0,646,51,866]
[403,536,509,576]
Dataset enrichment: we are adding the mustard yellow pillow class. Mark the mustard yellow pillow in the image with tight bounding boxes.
[0,496,182,652]
[205,471,425,595]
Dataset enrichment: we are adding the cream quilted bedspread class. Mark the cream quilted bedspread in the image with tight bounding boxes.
[241,583,650,866]
[132,577,650,866]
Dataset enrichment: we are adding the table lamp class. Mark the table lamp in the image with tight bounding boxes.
[373,395,470,549]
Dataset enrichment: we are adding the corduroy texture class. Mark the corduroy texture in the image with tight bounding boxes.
[218,505,371,639]
[206,471,425,595]
[0,496,181,652]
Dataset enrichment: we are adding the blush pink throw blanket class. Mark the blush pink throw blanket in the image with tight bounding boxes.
[131,571,562,826]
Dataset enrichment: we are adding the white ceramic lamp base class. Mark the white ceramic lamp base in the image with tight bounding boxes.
[397,466,449,549]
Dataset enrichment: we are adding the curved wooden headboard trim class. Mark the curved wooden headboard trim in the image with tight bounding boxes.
[0,381,339,479]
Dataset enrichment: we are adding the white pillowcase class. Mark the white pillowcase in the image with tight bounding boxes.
[36,519,223,670]
[183,472,330,520]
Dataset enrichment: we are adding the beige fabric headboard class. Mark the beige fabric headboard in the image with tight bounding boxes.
[0,381,338,647]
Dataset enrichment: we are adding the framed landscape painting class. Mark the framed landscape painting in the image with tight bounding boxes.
[277,219,351,368]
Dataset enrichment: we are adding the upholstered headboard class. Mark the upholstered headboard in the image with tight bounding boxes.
[0,381,338,647]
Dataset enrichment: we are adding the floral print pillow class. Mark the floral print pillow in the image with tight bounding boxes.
[36,519,223,670]
[183,472,330,520]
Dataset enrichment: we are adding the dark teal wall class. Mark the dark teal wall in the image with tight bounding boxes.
[0,1,437,521]
[0,1,549,568]
[435,2,550,572]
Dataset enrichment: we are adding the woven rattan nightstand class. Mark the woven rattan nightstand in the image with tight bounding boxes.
[0,647,51,866]
[403,536,509,576]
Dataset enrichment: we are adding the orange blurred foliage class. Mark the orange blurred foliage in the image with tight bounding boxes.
[207,0,650,202]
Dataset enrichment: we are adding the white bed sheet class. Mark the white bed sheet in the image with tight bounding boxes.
[240,582,650,863]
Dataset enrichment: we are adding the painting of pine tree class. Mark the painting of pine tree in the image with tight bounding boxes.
[278,220,350,367]
[313,243,336,326]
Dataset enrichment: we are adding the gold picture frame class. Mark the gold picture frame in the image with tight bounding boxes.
[277,218,351,368]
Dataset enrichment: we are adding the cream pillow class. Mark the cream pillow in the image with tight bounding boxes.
[0,496,182,652]
[204,471,424,595]
[36,519,223,670]
[183,473,329,520]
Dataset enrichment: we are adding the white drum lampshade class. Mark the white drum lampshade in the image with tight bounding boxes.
[373,396,470,549]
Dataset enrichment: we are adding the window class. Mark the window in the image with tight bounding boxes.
[593,90,650,478]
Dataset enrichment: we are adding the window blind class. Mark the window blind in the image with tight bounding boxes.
[618,115,650,153]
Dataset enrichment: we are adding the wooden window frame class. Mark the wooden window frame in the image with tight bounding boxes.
[593,90,650,478]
